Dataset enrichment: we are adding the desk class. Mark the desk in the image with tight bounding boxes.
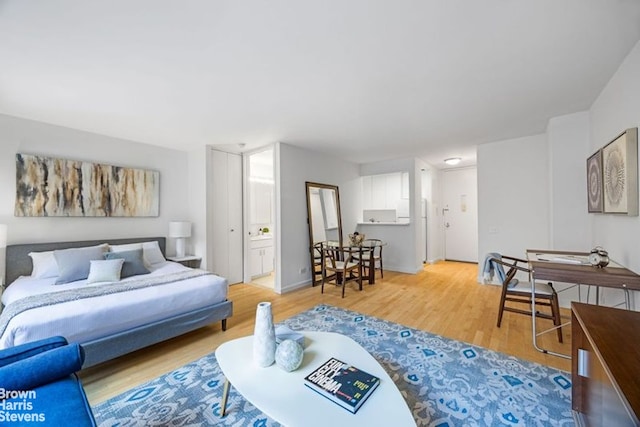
[526,249,640,358]
[571,302,640,426]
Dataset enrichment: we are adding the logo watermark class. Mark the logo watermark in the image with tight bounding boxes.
[0,388,46,423]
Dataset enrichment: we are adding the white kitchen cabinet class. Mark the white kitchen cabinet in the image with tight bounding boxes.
[361,172,405,210]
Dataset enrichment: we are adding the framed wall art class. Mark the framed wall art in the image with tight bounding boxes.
[15,153,160,217]
[602,127,638,216]
[586,149,603,213]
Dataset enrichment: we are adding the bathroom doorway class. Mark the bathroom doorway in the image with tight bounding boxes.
[246,147,275,289]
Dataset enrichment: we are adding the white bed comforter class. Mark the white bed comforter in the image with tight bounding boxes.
[0,261,228,349]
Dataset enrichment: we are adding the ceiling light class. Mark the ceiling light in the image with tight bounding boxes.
[444,157,461,166]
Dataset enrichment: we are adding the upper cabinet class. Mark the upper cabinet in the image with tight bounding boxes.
[360,172,409,222]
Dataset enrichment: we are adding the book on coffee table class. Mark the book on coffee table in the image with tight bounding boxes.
[304,357,380,414]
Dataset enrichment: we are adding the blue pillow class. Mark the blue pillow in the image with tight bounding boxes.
[104,248,150,278]
[54,245,107,285]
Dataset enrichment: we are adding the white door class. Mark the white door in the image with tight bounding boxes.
[210,149,243,284]
[227,153,243,284]
[442,167,478,263]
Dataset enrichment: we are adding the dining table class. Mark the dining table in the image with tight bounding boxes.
[326,239,385,284]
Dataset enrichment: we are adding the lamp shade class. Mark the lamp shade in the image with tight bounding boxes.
[169,221,191,238]
[0,224,6,249]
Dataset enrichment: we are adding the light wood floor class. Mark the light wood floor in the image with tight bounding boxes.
[80,261,571,405]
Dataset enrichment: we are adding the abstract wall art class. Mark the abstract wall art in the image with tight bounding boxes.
[586,149,603,213]
[601,128,638,216]
[15,154,160,217]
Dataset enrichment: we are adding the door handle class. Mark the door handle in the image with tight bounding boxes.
[445,222,450,228]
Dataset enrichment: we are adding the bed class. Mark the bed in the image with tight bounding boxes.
[1,237,233,368]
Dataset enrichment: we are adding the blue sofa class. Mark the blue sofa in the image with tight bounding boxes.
[0,336,96,426]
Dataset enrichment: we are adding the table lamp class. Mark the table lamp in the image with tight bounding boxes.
[169,221,191,258]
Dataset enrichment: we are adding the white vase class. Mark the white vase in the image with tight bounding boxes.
[253,302,276,367]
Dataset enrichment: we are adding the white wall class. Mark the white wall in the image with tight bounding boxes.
[277,143,360,293]
[590,40,640,274]
[547,112,591,251]
[0,114,190,254]
[187,146,208,267]
[477,134,550,274]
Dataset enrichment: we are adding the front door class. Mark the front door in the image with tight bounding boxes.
[442,167,478,263]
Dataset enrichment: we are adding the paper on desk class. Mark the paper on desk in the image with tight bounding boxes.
[537,255,589,264]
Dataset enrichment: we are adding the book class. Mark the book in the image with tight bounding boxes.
[275,325,305,346]
[304,357,380,414]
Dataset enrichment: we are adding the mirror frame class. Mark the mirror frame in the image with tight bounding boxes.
[305,181,343,286]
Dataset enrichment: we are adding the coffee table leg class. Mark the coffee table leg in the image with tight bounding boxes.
[221,378,230,417]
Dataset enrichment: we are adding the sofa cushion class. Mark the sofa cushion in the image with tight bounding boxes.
[0,343,84,391]
[1,375,97,426]
[0,336,68,368]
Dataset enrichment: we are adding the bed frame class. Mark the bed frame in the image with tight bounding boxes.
[4,237,233,368]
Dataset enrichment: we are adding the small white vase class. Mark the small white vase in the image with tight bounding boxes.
[253,302,276,367]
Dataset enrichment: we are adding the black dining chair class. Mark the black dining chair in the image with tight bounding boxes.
[353,239,384,281]
[319,243,364,298]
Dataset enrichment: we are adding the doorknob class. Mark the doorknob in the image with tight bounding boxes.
[230,229,234,232]
[445,222,450,228]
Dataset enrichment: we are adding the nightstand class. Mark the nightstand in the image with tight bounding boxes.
[167,255,202,268]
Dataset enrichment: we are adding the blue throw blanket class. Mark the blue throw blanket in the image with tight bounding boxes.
[0,270,212,339]
[479,253,518,287]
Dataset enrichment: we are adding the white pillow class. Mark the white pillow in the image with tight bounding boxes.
[142,241,166,265]
[29,250,59,279]
[109,243,143,253]
[87,259,125,284]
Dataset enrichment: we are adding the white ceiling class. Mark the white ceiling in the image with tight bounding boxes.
[1,1,640,169]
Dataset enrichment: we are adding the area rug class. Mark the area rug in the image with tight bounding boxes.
[92,304,573,426]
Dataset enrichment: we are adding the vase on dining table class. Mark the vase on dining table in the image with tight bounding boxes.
[253,301,276,367]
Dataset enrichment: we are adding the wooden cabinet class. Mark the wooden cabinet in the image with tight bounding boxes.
[571,302,640,426]
[250,237,273,278]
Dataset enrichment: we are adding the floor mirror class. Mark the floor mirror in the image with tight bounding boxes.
[305,182,343,286]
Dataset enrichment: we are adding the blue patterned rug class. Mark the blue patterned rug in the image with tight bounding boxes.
[92,304,573,426]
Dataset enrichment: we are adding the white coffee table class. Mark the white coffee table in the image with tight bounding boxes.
[216,331,415,426]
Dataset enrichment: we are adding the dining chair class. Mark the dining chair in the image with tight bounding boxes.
[311,241,324,286]
[354,239,384,280]
[320,243,363,298]
[491,254,563,342]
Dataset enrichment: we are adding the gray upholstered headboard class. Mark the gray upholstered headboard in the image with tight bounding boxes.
[5,237,166,286]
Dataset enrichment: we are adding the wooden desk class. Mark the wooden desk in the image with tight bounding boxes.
[526,249,640,358]
[571,302,640,426]
[527,249,640,291]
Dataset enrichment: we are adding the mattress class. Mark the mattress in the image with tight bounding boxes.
[0,261,228,349]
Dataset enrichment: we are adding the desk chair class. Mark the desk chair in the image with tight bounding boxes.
[353,239,384,280]
[492,255,563,343]
[320,244,363,298]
